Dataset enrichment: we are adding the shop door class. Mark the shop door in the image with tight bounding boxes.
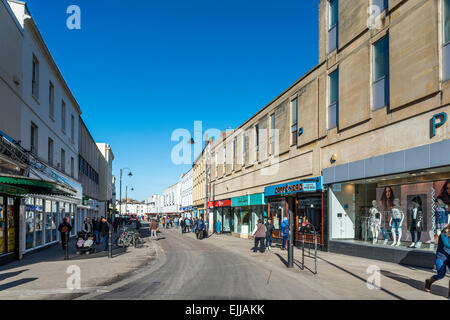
[297,196,322,244]
[222,207,232,233]
[6,198,16,253]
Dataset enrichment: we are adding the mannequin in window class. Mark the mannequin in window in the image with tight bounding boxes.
[408,197,423,249]
[389,199,404,247]
[434,197,450,237]
[369,200,382,244]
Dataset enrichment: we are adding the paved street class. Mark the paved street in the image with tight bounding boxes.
[76,226,449,300]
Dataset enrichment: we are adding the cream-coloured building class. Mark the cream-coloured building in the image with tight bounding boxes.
[204,0,450,268]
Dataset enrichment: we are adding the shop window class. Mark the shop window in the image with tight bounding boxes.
[373,36,390,110]
[45,200,52,244]
[34,199,43,247]
[32,56,39,99]
[270,199,285,230]
[328,0,338,53]
[52,201,57,241]
[444,0,450,81]
[25,198,34,250]
[330,178,450,250]
[372,0,388,13]
[0,197,5,254]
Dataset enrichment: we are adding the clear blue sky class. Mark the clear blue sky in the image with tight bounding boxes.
[25,0,319,201]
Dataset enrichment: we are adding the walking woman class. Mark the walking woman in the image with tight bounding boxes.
[425,224,450,297]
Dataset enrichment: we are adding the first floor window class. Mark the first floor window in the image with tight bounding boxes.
[328,70,339,129]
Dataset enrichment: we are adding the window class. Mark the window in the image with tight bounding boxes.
[30,122,38,155]
[32,56,39,98]
[61,149,65,172]
[233,138,236,170]
[328,0,338,53]
[255,125,259,162]
[270,114,276,155]
[71,115,75,143]
[61,101,66,133]
[49,82,54,118]
[48,138,54,166]
[243,134,247,164]
[291,98,298,145]
[71,157,74,178]
[328,70,339,129]
[444,0,450,81]
[373,36,390,110]
[223,145,226,173]
[373,0,388,13]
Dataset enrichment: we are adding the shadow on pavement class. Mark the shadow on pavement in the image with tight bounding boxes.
[0,278,38,291]
[381,270,449,299]
[0,269,29,281]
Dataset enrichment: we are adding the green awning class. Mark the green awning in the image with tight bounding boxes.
[0,176,55,189]
[0,175,77,197]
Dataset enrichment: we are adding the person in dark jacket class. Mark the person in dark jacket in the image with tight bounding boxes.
[265,218,275,251]
[195,217,206,240]
[82,216,93,234]
[100,217,110,251]
[252,219,267,253]
[180,218,186,234]
[58,217,72,250]
[95,217,103,245]
[425,224,450,297]
[281,217,289,250]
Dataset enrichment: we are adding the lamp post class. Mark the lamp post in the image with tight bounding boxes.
[125,185,134,216]
[114,167,132,259]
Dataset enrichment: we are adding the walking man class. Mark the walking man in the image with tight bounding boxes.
[281,217,289,250]
[185,217,191,233]
[101,217,110,251]
[95,217,103,245]
[58,217,72,251]
[195,217,206,240]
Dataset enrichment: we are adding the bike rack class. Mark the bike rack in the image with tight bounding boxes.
[299,223,318,275]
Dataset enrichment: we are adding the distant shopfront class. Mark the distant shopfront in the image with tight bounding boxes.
[264,177,327,247]
[208,200,232,234]
[230,194,267,238]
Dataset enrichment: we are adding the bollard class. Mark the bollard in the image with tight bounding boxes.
[64,232,69,260]
[301,233,305,271]
[314,233,318,275]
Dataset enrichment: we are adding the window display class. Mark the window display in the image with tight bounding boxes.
[269,199,284,230]
[34,199,43,247]
[25,198,34,250]
[331,177,450,251]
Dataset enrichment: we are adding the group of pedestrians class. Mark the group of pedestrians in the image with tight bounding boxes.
[251,217,289,253]
[180,217,194,234]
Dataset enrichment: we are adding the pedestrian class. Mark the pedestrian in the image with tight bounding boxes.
[180,218,185,234]
[252,219,267,253]
[281,217,289,250]
[150,218,158,239]
[195,217,206,240]
[83,216,93,234]
[58,216,72,251]
[216,220,222,234]
[113,218,119,233]
[425,224,450,297]
[174,216,179,228]
[265,218,274,251]
[100,217,110,251]
[94,217,103,245]
[185,217,191,233]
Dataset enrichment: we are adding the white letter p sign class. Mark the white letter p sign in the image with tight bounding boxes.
[366,265,381,290]
[66,5,81,30]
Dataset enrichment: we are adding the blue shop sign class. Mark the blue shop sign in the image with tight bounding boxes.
[264,177,323,197]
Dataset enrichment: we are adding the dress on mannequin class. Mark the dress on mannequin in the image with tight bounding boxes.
[390,200,404,247]
[369,204,382,244]
[434,199,449,236]
[408,202,423,248]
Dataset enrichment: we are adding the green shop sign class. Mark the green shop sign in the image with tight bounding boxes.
[231,193,267,207]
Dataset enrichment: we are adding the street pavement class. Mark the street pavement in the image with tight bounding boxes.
[0,224,156,300]
[78,226,449,300]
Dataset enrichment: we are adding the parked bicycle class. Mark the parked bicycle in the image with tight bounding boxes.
[116,227,145,248]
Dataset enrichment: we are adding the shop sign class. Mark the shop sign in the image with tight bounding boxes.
[332,184,342,192]
[207,201,215,208]
[208,200,231,208]
[431,112,447,138]
[231,194,267,207]
[264,177,323,197]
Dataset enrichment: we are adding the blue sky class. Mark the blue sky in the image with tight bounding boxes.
[25,0,319,201]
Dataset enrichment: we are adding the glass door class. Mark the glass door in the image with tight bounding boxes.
[6,198,16,252]
[25,198,34,249]
[222,207,232,233]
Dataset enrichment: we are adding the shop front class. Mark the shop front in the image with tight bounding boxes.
[208,200,232,234]
[231,194,267,238]
[264,177,326,248]
[324,138,450,268]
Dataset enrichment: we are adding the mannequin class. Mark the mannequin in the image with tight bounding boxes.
[434,197,450,237]
[408,199,423,249]
[389,199,404,247]
[369,200,382,244]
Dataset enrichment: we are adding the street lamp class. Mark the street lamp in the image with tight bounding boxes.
[125,185,134,216]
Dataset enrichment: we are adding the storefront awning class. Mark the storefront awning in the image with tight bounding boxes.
[0,175,77,197]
